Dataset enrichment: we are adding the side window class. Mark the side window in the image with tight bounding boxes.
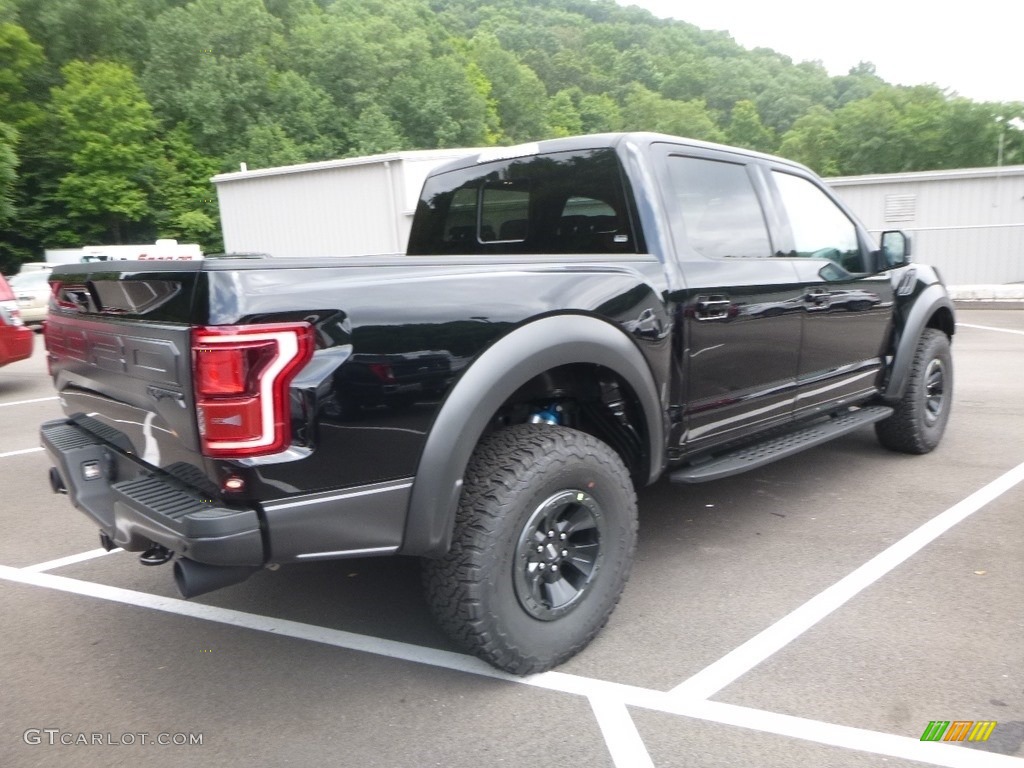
[773,171,864,271]
[665,156,772,259]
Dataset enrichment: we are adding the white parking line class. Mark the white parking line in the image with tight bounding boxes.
[21,547,121,573]
[957,322,1024,336]
[0,396,59,408]
[669,460,1024,701]
[0,564,1020,767]
[0,562,510,676]
[588,697,655,768]
[0,447,44,459]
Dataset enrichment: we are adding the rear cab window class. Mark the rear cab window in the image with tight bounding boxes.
[407,148,641,256]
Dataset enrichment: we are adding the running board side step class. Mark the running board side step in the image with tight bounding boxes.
[670,405,894,484]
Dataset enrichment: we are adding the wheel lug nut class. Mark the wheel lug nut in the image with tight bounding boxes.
[536,545,544,553]
[538,563,546,570]
[561,550,568,557]
[559,532,567,541]
[547,530,554,538]
[551,565,559,572]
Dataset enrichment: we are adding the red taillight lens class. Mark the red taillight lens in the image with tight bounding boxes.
[195,342,275,396]
[192,323,314,458]
[50,281,80,311]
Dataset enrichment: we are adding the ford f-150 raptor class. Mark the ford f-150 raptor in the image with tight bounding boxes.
[41,133,955,674]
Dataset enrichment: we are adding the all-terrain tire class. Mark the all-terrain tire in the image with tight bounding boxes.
[875,328,952,454]
[423,424,638,675]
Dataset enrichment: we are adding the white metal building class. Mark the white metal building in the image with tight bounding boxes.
[828,165,1024,285]
[212,149,481,258]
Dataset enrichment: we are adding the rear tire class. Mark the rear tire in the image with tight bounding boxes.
[875,328,952,454]
[423,424,638,675]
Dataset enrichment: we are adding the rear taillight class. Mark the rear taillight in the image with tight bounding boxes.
[50,281,82,311]
[192,323,314,458]
[0,300,24,327]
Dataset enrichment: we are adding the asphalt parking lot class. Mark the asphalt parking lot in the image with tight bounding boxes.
[1,309,1022,768]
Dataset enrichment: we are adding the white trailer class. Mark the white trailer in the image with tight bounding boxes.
[45,239,202,264]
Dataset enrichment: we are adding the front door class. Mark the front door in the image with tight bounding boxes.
[768,169,894,417]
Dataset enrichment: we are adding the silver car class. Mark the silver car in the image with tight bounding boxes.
[8,269,51,326]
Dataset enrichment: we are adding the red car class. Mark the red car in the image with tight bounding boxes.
[0,274,35,367]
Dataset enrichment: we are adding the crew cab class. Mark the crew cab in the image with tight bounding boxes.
[41,133,954,674]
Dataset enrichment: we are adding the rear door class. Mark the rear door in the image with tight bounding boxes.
[766,168,894,417]
[655,144,804,451]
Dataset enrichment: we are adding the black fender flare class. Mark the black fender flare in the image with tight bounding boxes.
[883,283,955,402]
[400,313,665,557]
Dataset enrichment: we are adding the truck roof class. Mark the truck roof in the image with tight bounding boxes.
[427,132,810,178]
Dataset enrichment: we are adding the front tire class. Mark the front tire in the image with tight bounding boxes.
[876,328,952,454]
[423,424,638,675]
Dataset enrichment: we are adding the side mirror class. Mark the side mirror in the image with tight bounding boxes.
[878,230,912,270]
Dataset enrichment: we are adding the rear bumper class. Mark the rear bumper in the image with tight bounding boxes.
[41,419,264,566]
[0,324,34,366]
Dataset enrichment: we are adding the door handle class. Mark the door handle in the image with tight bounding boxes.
[695,297,732,321]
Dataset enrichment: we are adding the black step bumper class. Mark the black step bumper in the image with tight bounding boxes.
[41,419,264,566]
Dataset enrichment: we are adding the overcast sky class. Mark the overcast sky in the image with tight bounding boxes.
[615,0,1021,104]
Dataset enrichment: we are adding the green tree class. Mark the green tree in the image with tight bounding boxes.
[385,54,494,148]
[832,90,905,174]
[620,85,725,142]
[0,120,17,229]
[0,21,45,124]
[14,0,171,69]
[659,55,710,103]
[261,69,341,161]
[578,92,623,133]
[348,104,406,156]
[546,89,584,138]
[468,33,549,142]
[231,124,306,170]
[727,100,776,153]
[753,59,835,134]
[51,61,159,243]
[778,105,840,176]
[995,107,1024,167]
[143,0,287,158]
[826,85,1020,174]
[834,62,885,107]
[151,124,222,250]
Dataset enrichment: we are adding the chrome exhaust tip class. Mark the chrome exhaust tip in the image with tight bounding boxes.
[173,558,258,599]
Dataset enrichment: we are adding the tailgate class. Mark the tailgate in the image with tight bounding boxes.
[45,265,204,473]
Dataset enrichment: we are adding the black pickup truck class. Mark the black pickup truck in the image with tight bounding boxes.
[41,133,954,674]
